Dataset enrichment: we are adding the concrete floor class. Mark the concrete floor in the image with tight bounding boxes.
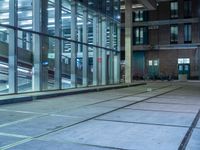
[0,82,199,150]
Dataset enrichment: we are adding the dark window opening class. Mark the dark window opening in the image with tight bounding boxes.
[170,25,178,44]
[184,24,192,43]
[133,27,148,45]
[170,1,178,18]
[184,0,192,18]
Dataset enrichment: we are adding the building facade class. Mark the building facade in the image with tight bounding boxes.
[0,0,121,95]
[121,0,200,80]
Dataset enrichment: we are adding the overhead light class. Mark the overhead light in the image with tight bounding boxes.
[132,4,144,9]
[120,4,144,9]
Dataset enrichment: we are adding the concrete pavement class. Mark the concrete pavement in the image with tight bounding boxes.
[0,82,199,150]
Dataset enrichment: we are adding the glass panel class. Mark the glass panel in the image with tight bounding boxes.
[47,0,55,35]
[171,1,178,18]
[17,30,33,93]
[0,0,9,25]
[18,0,33,30]
[178,58,184,64]
[77,43,83,87]
[62,40,71,89]
[184,24,192,42]
[88,12,93,86]
[88,46,93,86]
[184,0,192,18]
[77,3,83,87]
[171,25,178,43]
[41,36,56,90]
[179,65,183,71]
[0,27,9,95]
[183,58,190,64]
[184,65,189,71]
[154,60,159,66]
[149,60,153,66]
[62,0,71,39]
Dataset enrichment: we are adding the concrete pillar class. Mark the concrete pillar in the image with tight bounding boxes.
[41,0,49,90]
[93,14,98,86]
[197,47,200,80]
[98,17,102,84]
[101,18,107,85]
[114,24,121,84]
[125,0,133,83]
[198,1,200,80]
[32,0,42,91]
[109,23,114,84]
[55,0,62,89]
[8,0,18,93]
[71,1,78,87]
[82,8,88,86]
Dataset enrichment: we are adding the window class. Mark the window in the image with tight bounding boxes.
[148,60,159,66]
[178,58,190,64]
[170,1,178,18]
[184,24,192,43]
[133,27,148,45]
[133,11,148,22]
[154,60,159,66]
[170,25,178,44]
[134,11,144,22]
[184,0,192,18]
[149,60,153,66]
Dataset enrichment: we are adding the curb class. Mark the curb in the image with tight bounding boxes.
[0,83,146,105]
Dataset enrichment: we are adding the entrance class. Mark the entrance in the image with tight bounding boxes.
[178,58,190,80]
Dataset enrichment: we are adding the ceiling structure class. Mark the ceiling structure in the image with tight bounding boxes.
[121,0,172,11]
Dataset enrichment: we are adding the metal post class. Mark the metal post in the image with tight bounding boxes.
[71,1,78,87]
[114,24,121,84]
[8,0,18,93]
[32,0,41,91]
[82,8,88,86]
[93,14,98,86]
[98,17,102,84]
[41,0,49,90]
[109,22,114,84]
[125,0,133,83]
[55,0,62,89]
[101,18,107,85]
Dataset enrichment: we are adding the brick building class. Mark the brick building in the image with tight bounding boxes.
[121,0,200,80]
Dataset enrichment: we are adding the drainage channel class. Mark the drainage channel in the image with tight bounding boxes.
[0,85,181,150]
[178,109,200,150]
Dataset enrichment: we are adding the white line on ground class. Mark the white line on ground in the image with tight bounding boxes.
[0,132,31,138]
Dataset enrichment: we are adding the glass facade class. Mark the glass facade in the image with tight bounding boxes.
[0,0,121,95]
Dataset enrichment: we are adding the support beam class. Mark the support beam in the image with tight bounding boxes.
[8,0,18,93]
[101,18,107,85]
[109,23,114,84]
[55,0,62,89]
[41,0,49,90]
[198,0,200,80]
[125,0,133,83]
[138,0,157,10]
[32,0,41,91]
[114,24,121,84]
[93,14,99,86]
[82,8,88,86]
[98,17,102,84]
[71,1,78,87]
